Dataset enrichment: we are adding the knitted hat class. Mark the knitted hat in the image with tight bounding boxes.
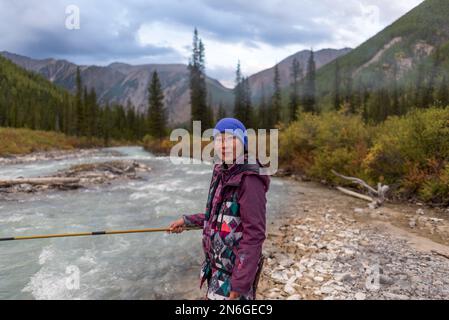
[213,118,248,149]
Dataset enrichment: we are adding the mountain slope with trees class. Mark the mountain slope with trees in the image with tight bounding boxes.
[308,0,449,121]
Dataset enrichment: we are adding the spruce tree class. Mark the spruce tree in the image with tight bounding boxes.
[258,83,268,129]
[333,60,341,111]
[217,101,227,120]
[75,67,85,136]
[271,64,282,126]
[242,77,253,127]
[188,28,210,130]
[344,68,354,114]
[289,57,302,122]
[303,50,316,113]
[147,70,166,140]
[422,47,442,108]
[233,60,245,121]
[437,74,449,107]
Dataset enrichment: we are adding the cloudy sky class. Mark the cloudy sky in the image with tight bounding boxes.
[0,0,423,88]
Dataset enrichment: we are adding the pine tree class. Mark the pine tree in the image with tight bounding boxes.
[271,64,282,126]
[233,60,245,121]
[415,62,425,108]
[75,67,85,136]
[217,101,227,120]
[437,74,449,107]
[391,58,400,116]
[422,47,442,108]
[344,68,355,114]
[242,77,253,127]
[147,70,166,140]
[188,28,210,130]
[101,102,112,145]
[369,88,391,123]
[289,57,302,122]
[86,87,98,139]
[333,60,341,111]
[258,83,268,129]
[303,50,316,113]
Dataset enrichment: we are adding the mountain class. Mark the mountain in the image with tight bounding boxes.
[0,51,234,125]
[1,47,350,125]
[247,48,351,100]
[312,0,449,111]
[0,54,73,132]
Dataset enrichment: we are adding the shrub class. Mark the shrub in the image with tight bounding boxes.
[280,107,449,205]
[279,112,372,184]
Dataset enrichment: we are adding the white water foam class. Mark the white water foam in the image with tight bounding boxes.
[38,246,55,265]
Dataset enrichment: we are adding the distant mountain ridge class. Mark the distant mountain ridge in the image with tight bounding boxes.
[0,51,236,125]
[1,47,351,124]
[247,48,352,100]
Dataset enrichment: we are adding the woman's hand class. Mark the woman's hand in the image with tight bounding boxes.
[168,218,185,233]
[229,291,241,300]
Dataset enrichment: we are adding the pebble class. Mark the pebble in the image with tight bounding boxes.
[379,275,395,285]
[283,283,297,295]
[355,292,366,300]
[320,286,334,294]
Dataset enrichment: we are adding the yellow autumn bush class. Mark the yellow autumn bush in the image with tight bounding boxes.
[279,107,449,205]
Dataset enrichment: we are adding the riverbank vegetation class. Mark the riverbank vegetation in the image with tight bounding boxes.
[279,107,449,206]
[0,127,130,156]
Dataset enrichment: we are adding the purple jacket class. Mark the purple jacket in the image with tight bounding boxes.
[183,159,270,296]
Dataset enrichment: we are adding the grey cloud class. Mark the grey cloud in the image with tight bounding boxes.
[0,0,423,65]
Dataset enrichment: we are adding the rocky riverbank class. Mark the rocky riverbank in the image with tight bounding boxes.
[257,178,449,300]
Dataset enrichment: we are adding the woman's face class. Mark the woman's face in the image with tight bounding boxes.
[214,133,244,163]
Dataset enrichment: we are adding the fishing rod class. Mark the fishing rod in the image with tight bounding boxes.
[0,226,202,242]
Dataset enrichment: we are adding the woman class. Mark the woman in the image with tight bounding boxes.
[168,118,270,300]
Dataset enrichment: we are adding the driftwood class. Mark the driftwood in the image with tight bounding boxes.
[332,170,390,208]
[431,250,449,260]
[336,186,374,202]
[0,177,80,187]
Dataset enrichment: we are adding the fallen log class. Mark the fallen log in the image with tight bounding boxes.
[0,177,80,187]
[431,250,449,260]
[332,169,390,208]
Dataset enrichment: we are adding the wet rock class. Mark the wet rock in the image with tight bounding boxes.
[379,275,395,286]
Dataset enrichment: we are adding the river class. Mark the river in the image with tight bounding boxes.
[0,146,293,299]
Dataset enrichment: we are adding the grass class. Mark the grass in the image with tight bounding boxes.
[0,127,132,157]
